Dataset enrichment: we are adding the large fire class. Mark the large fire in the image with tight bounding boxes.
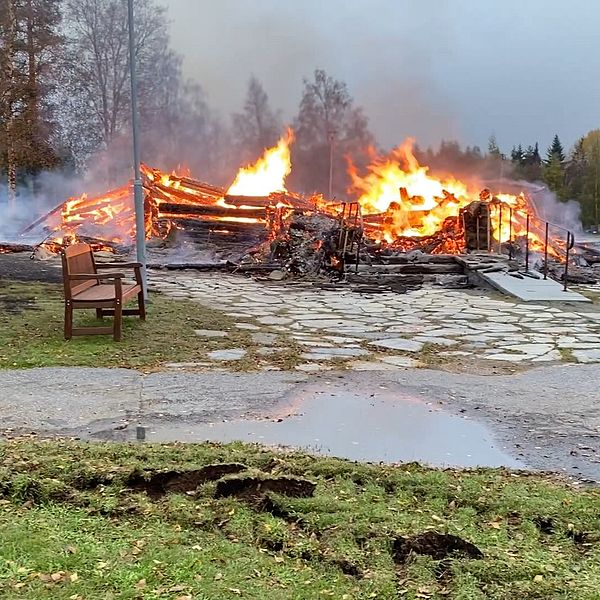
[226,128,294,197]
[18,127,566,263]
[348,139,556,256]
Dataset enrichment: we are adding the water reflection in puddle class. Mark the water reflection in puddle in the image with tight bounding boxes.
[146,384,521,468]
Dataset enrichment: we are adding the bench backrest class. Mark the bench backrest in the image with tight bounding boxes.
[61,243,97,299]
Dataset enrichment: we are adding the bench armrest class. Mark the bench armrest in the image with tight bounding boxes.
[68,273,125,280]
[96,262,142,269]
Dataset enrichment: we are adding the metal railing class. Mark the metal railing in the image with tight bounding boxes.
[489,201,575,291]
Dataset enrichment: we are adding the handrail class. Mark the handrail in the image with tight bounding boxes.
[488,200,575,291]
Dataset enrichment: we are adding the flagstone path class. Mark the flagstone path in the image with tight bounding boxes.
[149,272,600,371]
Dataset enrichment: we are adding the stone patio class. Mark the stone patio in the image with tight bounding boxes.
[149,272,600,370]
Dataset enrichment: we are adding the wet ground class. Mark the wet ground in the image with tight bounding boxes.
[141,381,521,468]
[2,366,600,481]
[0,252,62,283]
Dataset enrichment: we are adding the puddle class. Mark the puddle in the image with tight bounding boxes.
[141,383,521,469]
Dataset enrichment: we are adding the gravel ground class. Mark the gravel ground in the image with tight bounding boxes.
[1,365,599,482]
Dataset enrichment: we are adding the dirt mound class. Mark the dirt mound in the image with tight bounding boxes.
[392,532,483,563]
[215,475,316,501]
[127,463,247,499]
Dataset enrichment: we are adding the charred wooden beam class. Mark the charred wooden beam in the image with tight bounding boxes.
[224,194,271,207]
[178,177,225,197]
[151,185,222,207]
[165,218,266,234]
[148,262,281,273]
[355,263,464,275]
[157,202,265,220]
[225,192,315,211]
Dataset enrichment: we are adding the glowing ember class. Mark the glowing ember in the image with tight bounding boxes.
[226,128,294,197]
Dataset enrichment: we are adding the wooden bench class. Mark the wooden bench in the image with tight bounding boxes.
[61,243,146,341]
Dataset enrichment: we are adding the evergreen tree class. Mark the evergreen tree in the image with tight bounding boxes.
[545,134,565,164]
[510,144,524,165]
[487,134,501,157]
[520,143,542,181]
[543,136,566,198]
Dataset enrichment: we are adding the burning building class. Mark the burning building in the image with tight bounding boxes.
[2,128,578,284]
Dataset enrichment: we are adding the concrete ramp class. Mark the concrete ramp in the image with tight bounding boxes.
[478,271,591,302]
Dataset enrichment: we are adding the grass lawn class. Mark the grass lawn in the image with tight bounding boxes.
[0,280,300,370]
[0,440,599,599]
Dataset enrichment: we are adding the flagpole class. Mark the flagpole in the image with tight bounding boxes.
[127,0,147,298]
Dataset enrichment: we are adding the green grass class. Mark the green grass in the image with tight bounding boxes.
[0,281,303,371]
[0,440,599,599]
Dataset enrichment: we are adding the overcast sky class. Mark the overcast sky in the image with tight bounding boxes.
[164,0,600,155]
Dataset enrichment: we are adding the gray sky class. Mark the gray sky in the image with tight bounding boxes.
[164,0,600,155]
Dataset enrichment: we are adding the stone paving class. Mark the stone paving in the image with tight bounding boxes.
[150,272,600,371]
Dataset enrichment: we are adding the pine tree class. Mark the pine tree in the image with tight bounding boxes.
[543,136,567,198]
[510,144,524,165]
[487,134,501,157]
[545,134,565,165]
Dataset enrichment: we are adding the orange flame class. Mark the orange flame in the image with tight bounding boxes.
[226,128,295,197]
[348,139,474,242]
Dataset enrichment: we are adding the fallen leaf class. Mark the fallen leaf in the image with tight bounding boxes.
[135,578,147,589]
[214,572,223,581]
[534,574,544,582]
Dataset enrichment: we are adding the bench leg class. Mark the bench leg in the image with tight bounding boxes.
[113,300,123,341]
[138,291,146,321]
[64,301,73,340]
[96,308,103,319]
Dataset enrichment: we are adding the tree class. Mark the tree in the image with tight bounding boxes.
[579,130,600,228]
[0,0,18,206]
[0,0,62,203]
[546,134,565,165]
[292,69,374,196]
[487,134,502,158]
[543,135,566,198]
[565,138,586,197]
[232,76,281,162]
[59,0,182,177]
[510,144,524,165]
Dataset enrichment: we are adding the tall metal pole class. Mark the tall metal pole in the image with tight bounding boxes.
[328,129,335,199]
[127,0,147,298]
